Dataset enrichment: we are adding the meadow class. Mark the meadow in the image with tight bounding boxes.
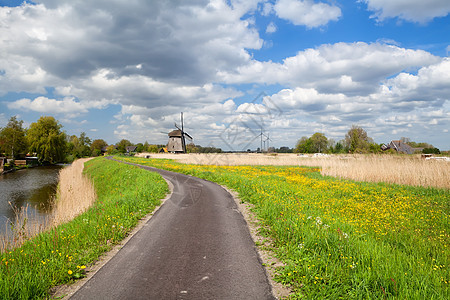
[117,156,449,299]
[0,158,168,299]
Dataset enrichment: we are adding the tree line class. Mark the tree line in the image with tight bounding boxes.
[0,116,163,164]
[0,116,442,164]
[293,125,440,154]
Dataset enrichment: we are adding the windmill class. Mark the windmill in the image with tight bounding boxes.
[167,112,193,153]
[255,127,272,152]
[264,132,272,152]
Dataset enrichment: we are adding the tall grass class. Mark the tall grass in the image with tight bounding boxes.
[0,205,51,252]
[0,157,168,299]
[137,153,450,189]
[51,158,96,226]
[117,156,449,299]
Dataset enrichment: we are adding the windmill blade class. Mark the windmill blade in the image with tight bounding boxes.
[175,123,182,131]
[184,131,193,140]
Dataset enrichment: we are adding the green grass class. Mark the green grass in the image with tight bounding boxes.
[0,157,168,299]
[115,156,449,299]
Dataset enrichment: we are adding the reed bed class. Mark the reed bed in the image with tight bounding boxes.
[0,158,96,252]
[0,205,50,252]
[137,153,450,189]
[51,158,96,226]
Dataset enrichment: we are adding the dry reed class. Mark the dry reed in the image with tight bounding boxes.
[51,158,96,226]
[137,153,450,189]
[0,158,96,252]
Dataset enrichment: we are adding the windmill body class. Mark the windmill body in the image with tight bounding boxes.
[167,129,184,153]
[166,113,193,153]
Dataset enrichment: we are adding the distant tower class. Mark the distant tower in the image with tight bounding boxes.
[167,112,193,153]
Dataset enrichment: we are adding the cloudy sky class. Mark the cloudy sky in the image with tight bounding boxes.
[1,0,449,151]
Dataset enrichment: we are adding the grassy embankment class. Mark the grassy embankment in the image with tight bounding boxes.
[117,156,449,299]
[0,157,168,299]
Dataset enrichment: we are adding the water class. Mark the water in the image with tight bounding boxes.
[0,166,62,233]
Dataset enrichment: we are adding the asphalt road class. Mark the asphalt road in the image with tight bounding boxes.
[70,159,275,300]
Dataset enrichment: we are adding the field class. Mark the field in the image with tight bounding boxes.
[1,154,448,299]
[0,158,168,299]
[137,153,450,189]
[118,155,449,299]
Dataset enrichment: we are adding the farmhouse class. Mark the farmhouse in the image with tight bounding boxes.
[126,146,137,154]
[382,140,423,154]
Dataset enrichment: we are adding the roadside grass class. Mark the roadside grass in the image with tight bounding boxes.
[116,156,449,299]
[0,157,168,299]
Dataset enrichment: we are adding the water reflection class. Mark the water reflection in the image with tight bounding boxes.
[0,166,62,233]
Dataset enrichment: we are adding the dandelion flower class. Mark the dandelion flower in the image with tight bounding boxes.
[68,270,73,275]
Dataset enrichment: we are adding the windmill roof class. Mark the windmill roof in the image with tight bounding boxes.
[168,129,182,137]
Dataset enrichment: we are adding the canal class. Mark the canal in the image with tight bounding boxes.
[0,165,62,234]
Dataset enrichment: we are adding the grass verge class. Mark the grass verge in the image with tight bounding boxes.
[0,157,168,299]
[116,156,449,299]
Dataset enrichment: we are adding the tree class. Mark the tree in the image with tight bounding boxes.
[143,141,150,151]
[332,141,345,153]
[186,142,198,153]
[27,116,66,163]
[91,139,108,156]
[294,136,312,153]
[135,143,144,153]
[344,125,371,153]
[116,139,132,153]
[105,145,118,155]
[310,132,328,153]
[423,147,440,154]
[0,116,27,159]
[147,144,159,153]
[69,132,91,158]
[295,133,328,153]
[275,146,293,153]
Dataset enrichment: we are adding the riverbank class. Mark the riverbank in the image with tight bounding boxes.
[0,159,93,251]
[0,157,169,299]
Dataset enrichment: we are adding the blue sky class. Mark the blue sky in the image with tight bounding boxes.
[1,0,449,150]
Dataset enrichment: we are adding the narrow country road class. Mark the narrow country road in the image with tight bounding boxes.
[70,159,275,300]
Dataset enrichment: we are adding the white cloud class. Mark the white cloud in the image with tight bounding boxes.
[363,0,450,22]
[266,22,277,33]
[274,0,342,28]
[261,2,274,16]
[0,1,262,89]
[219,42,439,95]
[383,58,450,103]
[6,96,108,117]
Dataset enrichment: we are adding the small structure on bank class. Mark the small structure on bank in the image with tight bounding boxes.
[167,112,193,153]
